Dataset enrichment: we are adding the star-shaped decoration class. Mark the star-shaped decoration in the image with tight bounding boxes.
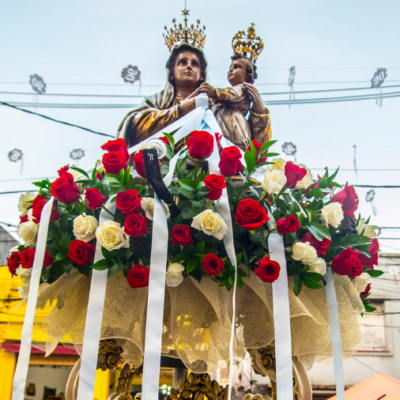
[182,9,190,16]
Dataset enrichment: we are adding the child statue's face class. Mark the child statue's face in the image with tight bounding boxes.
[227,58,249,86]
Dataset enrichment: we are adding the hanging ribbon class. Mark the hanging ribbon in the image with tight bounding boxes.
[325,268,345,400]
[141,97,207,400]
[76,197,117,400]
[12,198,54,400]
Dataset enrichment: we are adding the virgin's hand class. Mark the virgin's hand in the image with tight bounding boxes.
[198,82,216,98]
[243,82,265,114]
[179,97,196,115]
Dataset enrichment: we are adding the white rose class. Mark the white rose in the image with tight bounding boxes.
[141,197,170,220]
[321,202,344,229]
[191,209,228,240]
[295,164,313,190]
[356,219,377,238]
[27,208,34,222]
[352,273,370,293]
[261,169,287,195]
[18,192,36,213]
[267,158,286,171]
[166,263,185,287]
[18,282,31,298]
[292,241,318,265]
[73,214,98,242]
[95,220,130,251]
[17,221,38,245]
[16,266,32,298]
[309,257,327,275]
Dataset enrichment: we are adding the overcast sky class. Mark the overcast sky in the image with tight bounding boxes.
[1,0,400,253]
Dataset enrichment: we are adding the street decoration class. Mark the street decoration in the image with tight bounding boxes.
[288,66,295,108]
[371,68,387,107]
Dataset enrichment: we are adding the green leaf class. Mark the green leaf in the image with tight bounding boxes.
[364,302,377,313]
[163,132,175,147]
[178,179,196,190]
[249,139,257,159]
[186,258,198,274]
[293,275,302,296]
[258,140,277,156]
[91,258,113,270]
[307,188,325,199]
[195,171,206,187]
[192,200,206,214]
[366,269,384,277]
[194,241,205,253]
[328,167,340,181]
[181,205,196,219]
[307,223,331,241]
[244,150,256,174]
[61,259,73,274]
[236,252,242,264]
[108,263,121,278]
[318,177,329,189]
[244,181,257,189]
[55,252,67,261]
[196,187,210,197]
[161,164,169,174]
[302,277,323,290]
[303,272,324,282]
[177,187,196,199]
[70,166,90,179]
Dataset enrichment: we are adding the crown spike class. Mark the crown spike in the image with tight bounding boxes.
[163,9,206,51]
[232,23,264,63]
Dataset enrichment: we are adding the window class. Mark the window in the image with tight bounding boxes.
[357,301,386,352]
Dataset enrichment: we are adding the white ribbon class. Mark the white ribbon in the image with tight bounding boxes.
[269,232,293,400]
[76,197,116,400]
[141,96,207,400]
[325,267,345,400]
[12,197,54,400]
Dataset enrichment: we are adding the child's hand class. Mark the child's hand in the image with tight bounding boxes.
[243,83,265,114]
[198,83,216,98]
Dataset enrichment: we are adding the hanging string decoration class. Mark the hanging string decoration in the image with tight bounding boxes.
[29,74,46,94]
[282,141,297,161]
[288,66,295,109]
[8,148,24,174]
[388,266,398,285]
[69,148,85,167]
[353,144,358,178]
[365,189,378,216]
[371,68,387,107]
[121,65,142,92]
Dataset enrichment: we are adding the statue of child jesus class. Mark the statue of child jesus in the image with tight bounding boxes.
[197,53,271,151]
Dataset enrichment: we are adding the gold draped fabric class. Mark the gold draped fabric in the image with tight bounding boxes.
[31,269,363,373]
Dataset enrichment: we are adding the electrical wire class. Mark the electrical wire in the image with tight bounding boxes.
[0,101,113,137]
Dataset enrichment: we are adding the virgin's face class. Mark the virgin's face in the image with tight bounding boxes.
[173,51,203,88]
[228,58,249,86]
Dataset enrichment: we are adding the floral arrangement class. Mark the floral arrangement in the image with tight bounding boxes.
[8,131,382,312]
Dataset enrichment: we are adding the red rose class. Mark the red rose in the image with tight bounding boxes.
[284,161,307,189]
[331,183,359,217]
[20,214,29,224]
[85,188,105,210]
[202,253,224,276]
[51,170,80,205]
[204,174,226,201]
[235,198,269,230]
[171,225,193,246]
[332,247,363,278]
[101,138,129,162]
[360,283,371,297]
[124,213,148,238]
[116,190,142,214]
[96,172,103,180]
[160,136,170,145]
[32,194,60,224]
[127,265,149,288]
[20,248,52,269]
[58,165,69,175]
[103,151,127,175]
[277,215,300,235]
[255,257,280,283]
[219,146,243,177]
[246,140,267,165]
[355,238,380,269]
[67,240,95,266]
[7,251,22,276]
[187,130,214,160]
[133,150,147,178]
[301,232,331,255]
[215,132,222,151]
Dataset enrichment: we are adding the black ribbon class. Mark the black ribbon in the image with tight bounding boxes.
[142,149,180,219]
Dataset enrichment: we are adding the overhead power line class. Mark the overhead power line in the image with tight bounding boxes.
[0,101,113,137]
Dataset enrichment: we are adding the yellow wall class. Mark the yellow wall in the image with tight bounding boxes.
[0,351,16,400]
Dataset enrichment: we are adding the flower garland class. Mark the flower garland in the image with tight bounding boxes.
[8,132,383,311]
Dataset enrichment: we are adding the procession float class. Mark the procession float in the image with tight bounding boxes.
[8,9,382,400]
